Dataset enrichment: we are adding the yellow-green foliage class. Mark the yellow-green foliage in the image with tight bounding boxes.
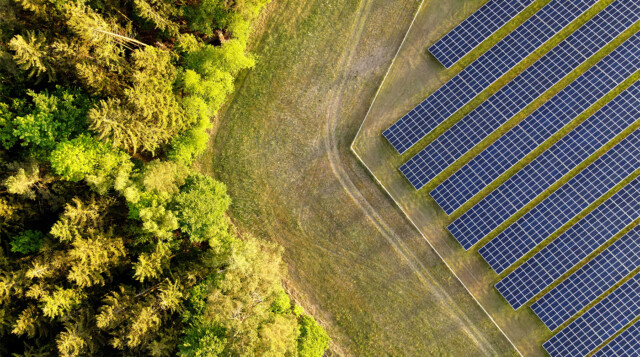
[0,0,329,355]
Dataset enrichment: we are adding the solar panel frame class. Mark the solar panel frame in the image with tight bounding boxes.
[479,129,640,274]
[429,0,537,68]
[543,273,640,357]
[530,224,640,330]
[431,32,640,215]
[448,80,640,250]
[593,320,640,357]
[383,0,599,154]
[495,177,640,312]
[400,0,640,190]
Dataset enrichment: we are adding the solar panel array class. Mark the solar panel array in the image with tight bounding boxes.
[593,320,640,357]
[543,273,640,357]
[400,0,640,190]
[531,224,640,331]
[382,0,640,353]
[431,31,640,215]
[480,129,640,274]
[429,0,536,68]
[448,81,640,250]
[383,0,598,154]
[496,176,640,311]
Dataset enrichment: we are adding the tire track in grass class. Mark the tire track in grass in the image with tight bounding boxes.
[321,0,497,354]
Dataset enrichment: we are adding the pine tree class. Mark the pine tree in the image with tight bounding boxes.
[96,286,134,331]
[66,230,126,287]
[40,287,84,319]
[3,163,40,199]
[89,47,189,154]
[158,279,184,313]
[56,323,87,357]
[133,243,171,283]
[12,304,40,338]
[133,0,180,35]
[8,31,51,80]
[126,305,160,348]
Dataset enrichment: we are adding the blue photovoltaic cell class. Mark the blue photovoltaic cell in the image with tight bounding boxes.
[383,0,598,154]
[429,0,536,68]
[479,129,640,274]
[448,81,640,250]
[531,224,640,330]
[496,177,640,311]
[400,0,640,190]
[543,273,640,357]
[431,32,640,215]
[593,320,640,357]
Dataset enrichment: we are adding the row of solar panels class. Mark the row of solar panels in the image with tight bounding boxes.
[382,0,640,355]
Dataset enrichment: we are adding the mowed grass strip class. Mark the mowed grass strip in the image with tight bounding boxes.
[448,65,640,220]
[398,0,612,162]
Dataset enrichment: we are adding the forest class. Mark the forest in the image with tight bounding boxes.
[0,0,329,355]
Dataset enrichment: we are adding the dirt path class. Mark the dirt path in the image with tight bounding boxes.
[322,0,498,355]
[203,0,518,354]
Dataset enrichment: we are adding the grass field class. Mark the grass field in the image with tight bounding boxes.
[197,0,518,355]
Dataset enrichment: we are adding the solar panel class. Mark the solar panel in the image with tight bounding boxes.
[448,81,640,250]
[543,273,640,357]
[383,0,598,154]
[429,0,536,68]
[593,320,640,357]
[496,177,640,311]
[400,0,640,190]
[431,32,640,215]
[479,129,640,274]
[531,224,640,330]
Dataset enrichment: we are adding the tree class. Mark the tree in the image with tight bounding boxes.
[178,324,226,357]
[10,230,43,254]
[181,40,256,120]
[40,287,84,319]
[257,314,299,356]
[0,1,331,355]
[8,31,51,80]
[167,117,211,165]
[133,0,180,35]
[179,235,303,356]
[297,314,330,357]
[183,0,270,41]
[3,162,41,199]
[0,87,91,156]
[173,174,231,243]
[89,47,189,154]
[49,135,133,193]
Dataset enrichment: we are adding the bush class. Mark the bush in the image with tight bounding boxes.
[298,315,330,357]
